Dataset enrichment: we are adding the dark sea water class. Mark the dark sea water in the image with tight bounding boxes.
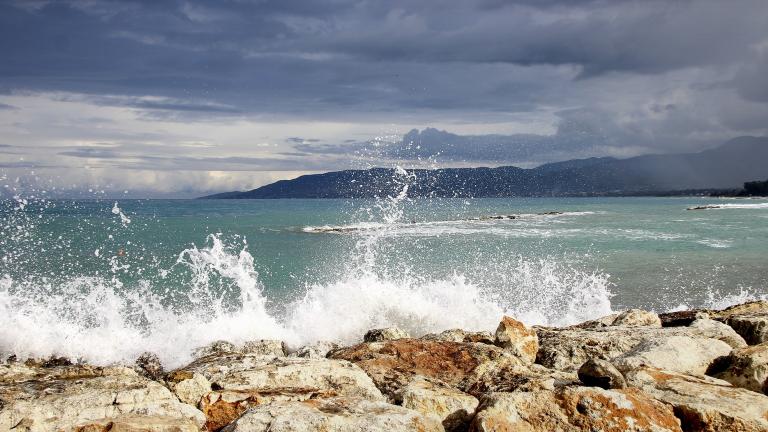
[1,195,767,367]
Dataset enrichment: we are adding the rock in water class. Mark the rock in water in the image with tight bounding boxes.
[399,377,478,432]
[612,309,662,327]
[221,397,443,432]
[725,314,768,345]
[494,316,538,363]
[363,327,410,342]
[710,343,768,394]
[471,387,681,432]
[578,358,627,389]
[625,367,768,431]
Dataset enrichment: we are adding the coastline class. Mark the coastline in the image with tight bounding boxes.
[3,301,768,431]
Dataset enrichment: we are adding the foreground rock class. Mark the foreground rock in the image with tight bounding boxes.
[612,309,662,327]
[399,377,478,432]
[709,343,768,394]
[171,353,383,430]
[329,338,517,400]
[577,358,627,389]
[536,318,745,372]
[461,361,577,396]
[471,387,682,432]
[0,363,205,432]
[612,335,732,375]
[725,314,768,345]
[221,397,442,432]
[625,367,768,431]
[493,316,538,363]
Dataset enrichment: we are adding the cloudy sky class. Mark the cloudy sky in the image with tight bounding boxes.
[1,0,767,197]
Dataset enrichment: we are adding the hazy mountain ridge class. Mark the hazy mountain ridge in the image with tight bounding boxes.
[201,137,768,199]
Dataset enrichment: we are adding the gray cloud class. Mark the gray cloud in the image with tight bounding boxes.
[1,0,767,196]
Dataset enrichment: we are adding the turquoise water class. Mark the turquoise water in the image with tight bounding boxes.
[1,196,767,366]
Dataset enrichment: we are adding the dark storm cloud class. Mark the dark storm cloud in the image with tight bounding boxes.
[2,0,766,116]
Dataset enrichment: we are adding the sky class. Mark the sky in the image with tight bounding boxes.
[0,0,767,197]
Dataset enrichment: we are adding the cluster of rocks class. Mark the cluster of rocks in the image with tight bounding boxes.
[3,302,768,431]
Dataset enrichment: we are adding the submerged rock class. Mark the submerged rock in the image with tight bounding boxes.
[221,397,443,432]
[493,316,539,363]
[625,366,768,431]
[0,364,205,432]
[709,343,768,394]
[612,335,732,376]
[363,327,410,342]
[577,358,627,389]
[173,353,383,430]
[329,339,516,400]
[471,387,682,432]
[399,377,478,432]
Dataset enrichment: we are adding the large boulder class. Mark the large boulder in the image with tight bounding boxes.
[220,397,442,432]
[711,301,768,320]
[710,343,768,394]
[460,361,577,396]
[536,323,745,372]
[172,353,383,431]
[612,335,732,375]
[493,316,538,363]
[471,387,682,432]
[240,340,287,357]
[288,341,339,359]
[329,339,517,400]
[725,314,768,345]
[625,366,768,431]
[0,363,205,432]
[399,377,478,432]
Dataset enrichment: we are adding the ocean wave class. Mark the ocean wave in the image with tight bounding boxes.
[696,239,733,249]
[688,202,768,210]
[0,234,614,368]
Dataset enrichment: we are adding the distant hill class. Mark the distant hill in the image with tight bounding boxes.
[201,137,768,199]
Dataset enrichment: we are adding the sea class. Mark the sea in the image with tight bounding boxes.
[1,190,767,368]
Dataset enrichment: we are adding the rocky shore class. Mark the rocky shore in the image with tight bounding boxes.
[3,302,768,431]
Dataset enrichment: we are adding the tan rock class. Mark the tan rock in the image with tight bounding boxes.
[493,316,538,363]
[725,314,768,345]
[689,317,748,348]
[420,329,494,344]
[166,370,212,406]
[173,354,383,430]
[399,377,478,432]
[612,309,662,327]
[625,366,768,431]
[710,343,768,394]
[0,364,205,432]
[220,397,443,432]
[329,339,517,400]
[537,323,745,372]
[363,327,410,342]
[712,300,768,320]
[577,358,627,389]
[240,340,286,357]
[74,414,201,432]
[288,341,339,359]
[192,341,238,359]
[471,387,681,432]
[612,335,732,375]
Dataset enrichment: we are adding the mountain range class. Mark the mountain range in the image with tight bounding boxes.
[201,136,768,199]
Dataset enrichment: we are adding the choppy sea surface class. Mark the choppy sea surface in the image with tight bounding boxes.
[1,192,767,367]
